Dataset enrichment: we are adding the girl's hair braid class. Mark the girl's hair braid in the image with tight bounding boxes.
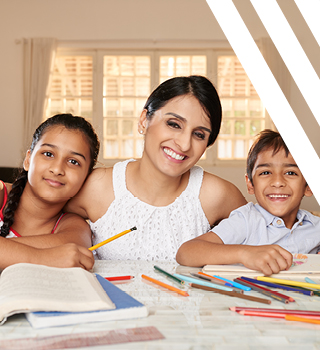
[1,170,28,237]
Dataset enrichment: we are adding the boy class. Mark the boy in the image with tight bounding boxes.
[176,130,320,275]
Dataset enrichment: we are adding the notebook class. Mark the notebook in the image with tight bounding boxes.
[203,254,320,276]
[26,274,148,328]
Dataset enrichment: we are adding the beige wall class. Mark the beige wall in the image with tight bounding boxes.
[0,0,319,211]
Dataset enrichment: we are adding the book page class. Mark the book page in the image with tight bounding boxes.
[0,263,115,320]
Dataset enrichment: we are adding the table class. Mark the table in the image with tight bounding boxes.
[1,260,320,350]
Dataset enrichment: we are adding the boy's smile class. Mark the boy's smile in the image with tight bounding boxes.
[246,147,313,229]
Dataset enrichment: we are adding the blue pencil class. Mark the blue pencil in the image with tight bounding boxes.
[305,277,317,284]
[240,276,313,296]
[173,273,233,292]
[213,275,251,291]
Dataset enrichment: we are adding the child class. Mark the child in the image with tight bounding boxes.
[0,113,100,270]
[176,129,320,275]
[66,76,246,261]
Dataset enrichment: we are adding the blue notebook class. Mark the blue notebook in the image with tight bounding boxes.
[26,274,148,328]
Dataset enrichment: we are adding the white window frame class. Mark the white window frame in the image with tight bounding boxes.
[51,41,273,168]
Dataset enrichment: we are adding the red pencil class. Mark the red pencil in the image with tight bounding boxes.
[235,278,294,303]
[230,306,320,317]
[105,275,134,281]
[238,310,320,320]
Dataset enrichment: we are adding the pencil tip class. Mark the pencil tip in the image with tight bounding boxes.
[131,226,137,231]
[229,307,236,311]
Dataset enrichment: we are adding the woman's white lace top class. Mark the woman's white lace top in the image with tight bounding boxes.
[90,159,210,261]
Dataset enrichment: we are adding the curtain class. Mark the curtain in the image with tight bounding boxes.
[260,37,291,102]
[23,38,57,150]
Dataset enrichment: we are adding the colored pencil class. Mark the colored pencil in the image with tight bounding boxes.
[198,272,234,287]
[285,315,320,325]
[305,277,317,284]
[236,277,294,303]
[105,275,134,281]
[257,276,320,290]
[192,272,232,286]
[276,282,320,295]
[89,227,137,251]
[230,307,320,317]
[213,275,251,291]
[190,283,271,304]
[237,310,320,320]
[141,274,189,297]
[240,276,313,296]
[154,265,185,285]
[190,273,243,292]
[174,273,233,291]
[234,278,288,304]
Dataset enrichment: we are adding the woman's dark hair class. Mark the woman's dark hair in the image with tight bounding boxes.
[0,113,100,237]
[144,76,222,147]
[246,129,290,184]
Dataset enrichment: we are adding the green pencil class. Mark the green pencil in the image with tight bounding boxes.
[154,265,185,286]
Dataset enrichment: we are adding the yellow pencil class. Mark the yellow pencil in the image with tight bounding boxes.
[257,276,320,290]
[89,227,137,251]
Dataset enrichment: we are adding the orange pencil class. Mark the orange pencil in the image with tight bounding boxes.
[141,274,189,297]
[285,315,320,325]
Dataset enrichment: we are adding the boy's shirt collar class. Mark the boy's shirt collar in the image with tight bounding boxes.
[254,203,316,228]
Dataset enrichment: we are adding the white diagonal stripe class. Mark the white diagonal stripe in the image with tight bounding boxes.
[251,0,320,127]
[294,0,320,47]
[206,0,320,205]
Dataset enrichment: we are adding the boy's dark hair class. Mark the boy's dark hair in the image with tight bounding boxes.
[246,129,290,183]
[0,113,100,238]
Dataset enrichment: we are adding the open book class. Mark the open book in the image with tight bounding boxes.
[0,263,115,325]
[203,254,320,276]
[26,274,149,328]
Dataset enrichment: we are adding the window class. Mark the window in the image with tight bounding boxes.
[217,55,265,160]
[46,56,93,123]
[103,55,150,159]
[46,47,267,165]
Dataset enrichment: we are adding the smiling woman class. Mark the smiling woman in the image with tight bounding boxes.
[66,76,247,261]
[0,114,99,270]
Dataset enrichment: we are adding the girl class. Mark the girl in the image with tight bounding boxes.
[67,76,247,261]
[0,114,99,270]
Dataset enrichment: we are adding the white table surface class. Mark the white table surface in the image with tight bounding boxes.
[1,260,320,350]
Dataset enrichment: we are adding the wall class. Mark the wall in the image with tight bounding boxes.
[0,0,319,211]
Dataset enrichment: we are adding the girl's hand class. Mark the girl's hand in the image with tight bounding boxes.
[241,245,293,276]
[36,244,95,270]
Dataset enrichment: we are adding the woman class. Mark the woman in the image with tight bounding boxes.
[66,76,247,261]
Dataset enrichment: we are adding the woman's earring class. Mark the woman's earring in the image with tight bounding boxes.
[139,130,144,134]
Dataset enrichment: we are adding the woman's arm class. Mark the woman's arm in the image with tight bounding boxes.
[10,213,92,249]
[176,231,293,275]
[0,237,94,270]
[200,172,247,226]
[65,167,114,222]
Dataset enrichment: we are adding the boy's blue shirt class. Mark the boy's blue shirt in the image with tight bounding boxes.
[211,202,320,254]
